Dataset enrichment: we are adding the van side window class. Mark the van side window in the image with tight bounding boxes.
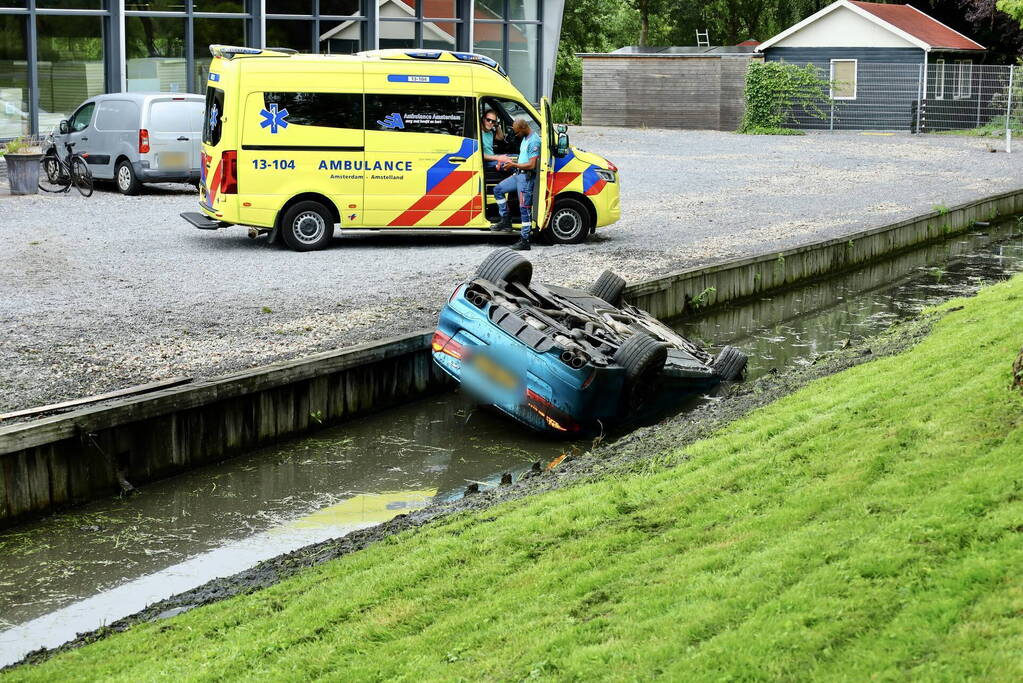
[203,87,225,146]
[70,103,96,132]
[263,92,363,130]
[365,95,472,137]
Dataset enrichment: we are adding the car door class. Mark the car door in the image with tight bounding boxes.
[147,98,201,176]
[65,101,96,165]
[91,99,136,180]
[535,97,553,232]
[363,92,480,228]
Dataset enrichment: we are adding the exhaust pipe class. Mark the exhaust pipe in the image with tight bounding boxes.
[247,227,258,239]
[560,350,575,364]
[569,356,586,369]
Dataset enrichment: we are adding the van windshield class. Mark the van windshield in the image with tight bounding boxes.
[203,87,225,146]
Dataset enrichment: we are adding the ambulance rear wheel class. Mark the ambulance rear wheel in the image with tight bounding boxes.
[281,201,334,251]
[546,198,590,245]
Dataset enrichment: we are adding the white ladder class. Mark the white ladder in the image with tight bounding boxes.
[696,29,710,47]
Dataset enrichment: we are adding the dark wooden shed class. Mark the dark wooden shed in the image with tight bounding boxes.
[580,46,762,131]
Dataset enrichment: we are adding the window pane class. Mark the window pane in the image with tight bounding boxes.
[266,20,314,52]
[193,0,246,12]
[366,94,469,136]
[126,16,187,93]
[476,0,503,20]
[37,0,102,8]
[264,91,362,129]
[831,60,856,99]
[193,18,246,93]
[379,20,415,49]
[37,15,106,130]
[473,20,503,67]
[0,15,29,138]
[320,19,363,54]
[70,102,95,131]
[423,21,456,50]
[126,1,187,9]
[508,0,538,21]
[320,0,361,15]
[150,100,204,132]
[0,1,28,6]
[203,86,225,145]
[506,23,537,102]
[267,0,310,13]
[424,0,456,18]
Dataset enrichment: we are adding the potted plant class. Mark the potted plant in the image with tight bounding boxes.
[3,136,44,195]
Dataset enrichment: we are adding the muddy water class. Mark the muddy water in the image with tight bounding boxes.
[2,219,1022,666]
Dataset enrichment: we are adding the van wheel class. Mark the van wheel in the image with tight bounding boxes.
[116,160,141,195]
[546,198,590,245]
[281,201,334,251]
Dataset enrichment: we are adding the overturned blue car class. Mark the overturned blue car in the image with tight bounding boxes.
[432,248,747,434]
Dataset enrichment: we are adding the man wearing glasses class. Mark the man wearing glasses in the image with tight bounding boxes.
[481,109,508,172]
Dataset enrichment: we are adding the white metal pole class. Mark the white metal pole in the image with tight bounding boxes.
[1007,64,1014,153]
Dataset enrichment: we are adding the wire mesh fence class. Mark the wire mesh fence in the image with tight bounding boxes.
[783,62,1021,150]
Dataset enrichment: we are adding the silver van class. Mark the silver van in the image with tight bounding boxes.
[48,92,204,195]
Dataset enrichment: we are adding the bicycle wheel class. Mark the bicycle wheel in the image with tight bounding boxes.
[38,156,69,193]
[71,156,94,197]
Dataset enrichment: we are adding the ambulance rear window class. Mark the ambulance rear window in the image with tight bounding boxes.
[203,86,224,146]
[366,95,473,137]
[263,92,363,130]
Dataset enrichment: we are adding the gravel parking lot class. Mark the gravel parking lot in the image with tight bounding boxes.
[1,128,1020,412]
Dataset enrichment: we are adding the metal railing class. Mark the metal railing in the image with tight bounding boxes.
[783,62,1020,151]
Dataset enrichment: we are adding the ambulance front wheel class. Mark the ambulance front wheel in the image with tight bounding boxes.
[281,201,335,251]
[546,198,591,245]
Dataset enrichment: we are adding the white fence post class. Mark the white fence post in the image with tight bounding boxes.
[915,63,924,134]
[1007,64,1014,153]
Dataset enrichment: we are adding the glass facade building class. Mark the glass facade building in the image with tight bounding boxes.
[0,0,564,138]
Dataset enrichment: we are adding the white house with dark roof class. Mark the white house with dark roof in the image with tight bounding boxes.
[757,0,987,130]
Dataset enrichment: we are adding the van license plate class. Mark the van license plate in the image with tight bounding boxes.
[160,152,187,169]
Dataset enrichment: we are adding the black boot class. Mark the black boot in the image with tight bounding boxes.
[510,238,531,251]
[489,215,513,232]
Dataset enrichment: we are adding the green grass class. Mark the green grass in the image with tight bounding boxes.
[738,125,805,136]
[8,276,1023,681]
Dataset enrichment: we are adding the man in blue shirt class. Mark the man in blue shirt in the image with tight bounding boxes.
[490,118,542,251]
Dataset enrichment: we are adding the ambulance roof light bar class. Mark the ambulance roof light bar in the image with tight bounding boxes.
[209,45,297,59]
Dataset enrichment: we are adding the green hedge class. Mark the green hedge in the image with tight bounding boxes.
[739,61,830,134]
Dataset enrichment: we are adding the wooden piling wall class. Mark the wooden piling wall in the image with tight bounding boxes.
[2,188,1021,527]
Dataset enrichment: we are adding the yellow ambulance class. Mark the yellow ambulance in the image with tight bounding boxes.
[180,45,620,251]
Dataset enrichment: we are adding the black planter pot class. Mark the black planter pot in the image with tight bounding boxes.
[4,153,44,195]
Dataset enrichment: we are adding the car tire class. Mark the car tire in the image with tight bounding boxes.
[476,247,532,286]
[711,345,748,382]
[280,200,334,252]
[546,197,591,245]
[614,332,667,412]
[116,159,141,195]
[587,269,626,307]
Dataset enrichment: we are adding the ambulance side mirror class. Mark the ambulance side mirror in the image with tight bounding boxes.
[556,132,570,158]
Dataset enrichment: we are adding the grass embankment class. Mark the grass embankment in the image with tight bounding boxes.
[9,276,1023,681]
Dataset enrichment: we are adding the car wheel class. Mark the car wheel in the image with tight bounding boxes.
[546,198,591,245]
[587,269,626,307]
[711,346,748,381]
[42,154,61,184]
[614,332,667,412]
[476,247,532,286]
[280,200,334,251]
[116,160,141,195]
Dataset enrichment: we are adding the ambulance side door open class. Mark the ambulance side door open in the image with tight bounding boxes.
[362,63,482,228]
[536,97,552,231]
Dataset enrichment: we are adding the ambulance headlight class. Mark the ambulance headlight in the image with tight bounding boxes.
[595,169,616,183]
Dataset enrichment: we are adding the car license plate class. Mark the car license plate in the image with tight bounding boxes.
[160,152,187,169]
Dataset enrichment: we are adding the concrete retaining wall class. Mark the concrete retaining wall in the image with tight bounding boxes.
[2,188,1021,528]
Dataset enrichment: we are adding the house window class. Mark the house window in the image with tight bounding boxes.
[935,58,945,99]
[956,60,972,99]
[830,59,857,100]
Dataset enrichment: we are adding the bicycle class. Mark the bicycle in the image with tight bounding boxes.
[39,141,94,197]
